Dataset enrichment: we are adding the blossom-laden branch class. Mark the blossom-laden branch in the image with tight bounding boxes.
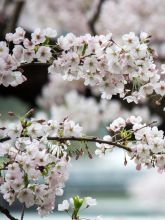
[0,113,164,217]
[0,135,131,152]
[0,204,18,220]
[47,119,157,154]
[0,27,165,105]
[47,136,131,152]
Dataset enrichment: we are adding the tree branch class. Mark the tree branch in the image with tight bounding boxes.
[20,203,25,220]
[0,135,132,152]
[4,0,25,34]
[0,204,18,220]
[88,0,105,35]
[48,136,132,152]
[0,136,10,142]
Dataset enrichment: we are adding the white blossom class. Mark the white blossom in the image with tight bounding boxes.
[58,200,70,211]
[31,28,45,45]
[36,46,52,63]
[17,189,34,208]
[85,197,97,206]
[154,81,165,96]
[0,118,79,215]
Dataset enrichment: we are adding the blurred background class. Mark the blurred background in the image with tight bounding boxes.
[0,0,165,219]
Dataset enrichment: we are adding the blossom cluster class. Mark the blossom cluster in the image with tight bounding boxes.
[49,31,163,103]
[96,116,165,172]
[58,195,102,220]
[0,116,83,216]
[95,0,165,59]
[1,27,165,104]
[37,66,161,132]
[0,26,165,219]
[0,27,56,86]
[0,113,165,217]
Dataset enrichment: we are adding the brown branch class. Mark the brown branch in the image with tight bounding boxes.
[20,62,50,68]
[47,136,132,152]
[48,121,156,153]
[4,0,25,34]
[20,203,25,220]
[0,135,131,152]
[0,136,10,142]
[88,0,105,35]
[0,121,157,152]
[0,204,18,220]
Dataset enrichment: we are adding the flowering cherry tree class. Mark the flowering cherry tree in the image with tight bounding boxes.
[1,27,165,102]
[0,27,165,220]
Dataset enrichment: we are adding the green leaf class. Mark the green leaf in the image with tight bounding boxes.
[81,43,88,56]
[72,195,84,219]
[43,37,50,46]
[0,156,10,169]
[41,162,55,177]
[24,173,29,187]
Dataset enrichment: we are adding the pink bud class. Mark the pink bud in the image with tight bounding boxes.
[136,164,141,171]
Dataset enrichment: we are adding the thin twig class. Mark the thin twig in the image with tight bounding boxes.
[0,204,18,220]
[20,203,25,220]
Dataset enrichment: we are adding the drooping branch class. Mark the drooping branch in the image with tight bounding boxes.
[0,204,18,220]
[88,0,105,35]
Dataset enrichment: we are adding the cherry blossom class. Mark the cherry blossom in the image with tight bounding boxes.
[0,28,54,87]
[0,114,164,218]
[1,27,164,106]
[85,197,97,206]
[0,116,83,216]
[48,31,161,103]
[0,25,165,220]
[36,46,52,63]
[154,81,165,96]
[58,200,70,211]
[58,195,101,220]
[95,116,165,171]
[0,110,164,218]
